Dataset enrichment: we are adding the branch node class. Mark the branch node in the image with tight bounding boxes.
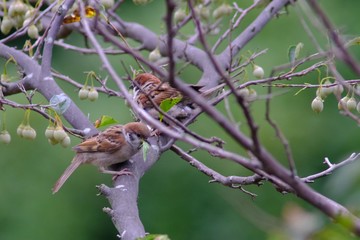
[323,157,333,167]
[96,184,111,196]
[103,207,114,217]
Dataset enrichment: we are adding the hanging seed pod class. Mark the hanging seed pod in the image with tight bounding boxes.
[27,25,39,39]
[338,96,349,110]
[60,136,71,148]
[0,130,11,144]
[149,48,161,62]
[22,125,37,140]
[88,88,99,101]
[1,17,14,35]
[101,0,114,9]
[174,9,186,23]
[311,97,324,113]
[253,65,265,79]
[346,97,357,111]
[45,126,55,139]
[17,123,25,137]
[78,87,89,100]
[53,126,67,142]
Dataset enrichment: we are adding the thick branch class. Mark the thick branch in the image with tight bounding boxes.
[0,43,97,136]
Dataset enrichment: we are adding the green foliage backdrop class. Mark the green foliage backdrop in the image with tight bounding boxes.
[1,1,360,239]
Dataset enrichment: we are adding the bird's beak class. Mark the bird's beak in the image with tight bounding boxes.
[142,138,150,145]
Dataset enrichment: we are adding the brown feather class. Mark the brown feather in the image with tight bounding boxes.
[134,73,183,108]
[52,156,82,194]
[73,125,124,153]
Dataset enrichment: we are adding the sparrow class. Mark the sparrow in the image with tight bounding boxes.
[132,73,194,121]
[52,122,151,194]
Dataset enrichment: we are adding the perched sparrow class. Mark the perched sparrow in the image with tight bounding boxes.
[133,73,193,121]
[52,122,151,194]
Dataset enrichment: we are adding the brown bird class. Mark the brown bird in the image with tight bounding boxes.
[52,122,151,194]
[132,73,194,121]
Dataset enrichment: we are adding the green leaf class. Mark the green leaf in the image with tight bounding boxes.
[346,37,360,47]
[288,42,303,65]
[288,45,296,65]
[142,141,150,162]
[50,93,71,115]
[294,42,304,60]
[159,97,182,121]
[95,115,118,128]
[137,234,170,240]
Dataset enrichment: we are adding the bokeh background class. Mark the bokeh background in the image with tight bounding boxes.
[1,0,360,239]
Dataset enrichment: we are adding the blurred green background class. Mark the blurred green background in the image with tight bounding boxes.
[1,0,360,239]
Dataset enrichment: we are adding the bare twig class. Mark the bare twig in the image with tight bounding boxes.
[302,153,360,183]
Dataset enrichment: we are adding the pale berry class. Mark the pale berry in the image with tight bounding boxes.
[213,4,232,19]
[247,88,257,102]
[1,17,14,35]
[238,88,250,98]
[338,96,349,110]
[101,0,115,9]
[60,136,71,148]
[333,84,344,96]
[8,0,28,17]
[53,127,67,141]
[253,65,265,79]
[27,25,39,39]
[0,130,11,144]
[311,96,323,113]
[316,80,333,98]
[174,9,186,23]
[45,126,55,139]
[78,87,89,100]
[88,88,99,101]
[347,97,357,111]
[17,123,25,137]
[22,125,37,140]
[149,48,161,62]
[356,102,360,113]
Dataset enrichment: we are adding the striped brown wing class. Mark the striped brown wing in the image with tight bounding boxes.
[73,125,124,153]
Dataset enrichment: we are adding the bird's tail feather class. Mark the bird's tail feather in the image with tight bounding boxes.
[52,158,82,194]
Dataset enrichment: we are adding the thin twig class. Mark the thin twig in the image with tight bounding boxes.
[302,153,360,183]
